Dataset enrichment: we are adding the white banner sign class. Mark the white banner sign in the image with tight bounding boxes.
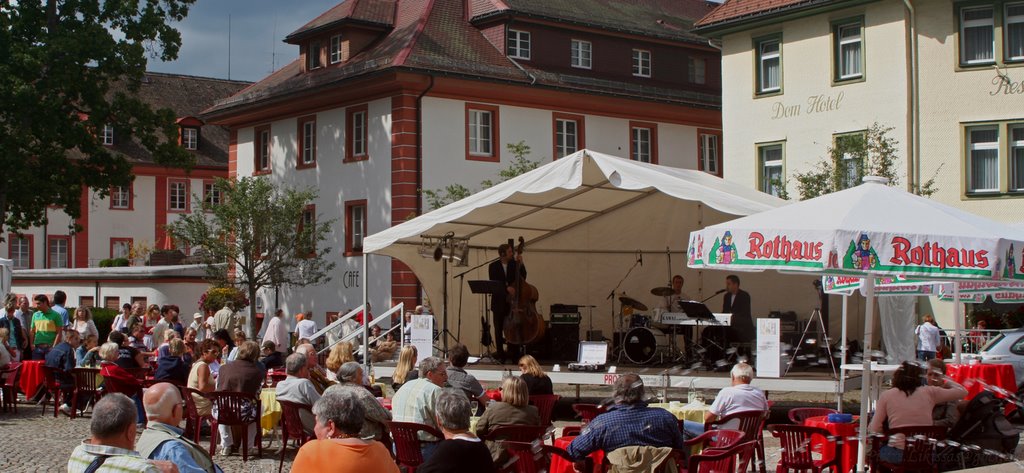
[410,313,434,365]
[756,318,782,378]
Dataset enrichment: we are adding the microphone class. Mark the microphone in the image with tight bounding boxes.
[715,288,727,295]
[638,250,643,266]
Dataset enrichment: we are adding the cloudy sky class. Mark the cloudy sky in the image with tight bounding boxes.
[147,0,341,83]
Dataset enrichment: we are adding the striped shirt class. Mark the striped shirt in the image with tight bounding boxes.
[68,441,162,472]
[391,378,442,441]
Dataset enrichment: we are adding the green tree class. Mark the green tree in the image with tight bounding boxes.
[790,123,939,200]
[0,0,197,236]
[167,177,336,334]
[422,140,542,210]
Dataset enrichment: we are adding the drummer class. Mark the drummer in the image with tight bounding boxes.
[659,275,690,312]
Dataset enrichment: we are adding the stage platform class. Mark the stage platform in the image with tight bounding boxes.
[372,362,857,396]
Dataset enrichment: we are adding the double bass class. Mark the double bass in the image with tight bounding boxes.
[503,236,545,345]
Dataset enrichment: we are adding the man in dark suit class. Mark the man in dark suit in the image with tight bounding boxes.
[488,243,525,361]
[722,274,755,346]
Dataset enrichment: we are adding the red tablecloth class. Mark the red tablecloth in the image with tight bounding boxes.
[947,363,1016,399]
[377,397,392,410]
[17,360,46,398]
[550,436,603,473]
[804,415,858,473]
[485,388,502,402]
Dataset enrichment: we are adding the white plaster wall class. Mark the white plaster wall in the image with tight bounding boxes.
[11,280,209,312]
[87,176,159,263]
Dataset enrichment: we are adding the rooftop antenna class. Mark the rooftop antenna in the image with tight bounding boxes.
[271,17,278,73]
[227,14,232,80]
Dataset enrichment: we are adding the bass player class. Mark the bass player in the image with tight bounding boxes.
[488,242,526,362]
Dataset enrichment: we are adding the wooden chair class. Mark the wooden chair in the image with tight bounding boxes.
[685,440,757,473]
[182,387,214,443]
[70,368,102,419]
[873,425,945,473]
[277,400,314,473]
[683,428,746,452]
[787,407,839,424]
[388,421,444,473]
[571,403,605,423]
[529,394,560,426]
[206,391,263,461]
[502,440,592,473]
[768,424,841,473]
[39,365,65,418]
[0,362,22,413]
[705,410,768,473]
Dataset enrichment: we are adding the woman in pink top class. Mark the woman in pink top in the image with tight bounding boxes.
[868,361,967,464]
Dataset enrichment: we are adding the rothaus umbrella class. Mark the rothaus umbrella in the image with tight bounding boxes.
[687,176,1024,472]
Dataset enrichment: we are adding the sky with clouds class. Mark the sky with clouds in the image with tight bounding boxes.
[147,0,341,83]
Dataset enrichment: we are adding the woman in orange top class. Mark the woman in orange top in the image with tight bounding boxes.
[292,388,398,473]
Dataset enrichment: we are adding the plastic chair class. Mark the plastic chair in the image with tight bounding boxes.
[277,400,314,473]
[70,368,102,419]
[571,403,605,423]
[39,365,64,418]
[502,440,592,473]
[875,425,945,473]
[207,391,263,461]
[768,424,840,472]
[529,394,560,426]
[182,387,214,444]
[705,410,768,473]
[787,407,839,424]
[685,440,757,473]
[0,362,22,413]
[683,428,746,452]
[388,421,444,473]
[479,424,548,443]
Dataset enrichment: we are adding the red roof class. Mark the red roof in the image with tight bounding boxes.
[696,0,822,28]
[286,0,396,42]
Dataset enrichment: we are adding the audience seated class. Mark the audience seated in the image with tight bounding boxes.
[153,339,190,384]
[214,340,263,456]
[296,343,334,394]
[518,355,553,396]
[475,376,541,463]
[109,330,146,370]
[325,362,391,441]
[76,334,100,367]
[187,339,219,418]
[67,393,176,473]
[46,329,88,416]
[446,344,487,408]
[391,345,419,391]
[258,341,284,370]
[392,356,447,460]
[139,382,224,473]
[418,388,497,473]
[927,358,961,429]
[683,362,768,437]
[276,352,322,436]
[325,341,357,383]
[291,388,399,472]
[99,342,146,425]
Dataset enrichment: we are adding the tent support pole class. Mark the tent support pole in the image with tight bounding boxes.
[856,278,875,473]
[838,294,848,411]
[954,283,962,364]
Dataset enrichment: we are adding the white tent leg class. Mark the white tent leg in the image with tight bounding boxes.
[954,283,962,364]
[362,254,369,373]
[838,295,848,411]
[856,278,876,473]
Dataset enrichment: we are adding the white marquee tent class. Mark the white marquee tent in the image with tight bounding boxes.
[364,150,824,354]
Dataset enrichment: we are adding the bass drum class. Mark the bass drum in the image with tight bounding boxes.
[623,327,669,364]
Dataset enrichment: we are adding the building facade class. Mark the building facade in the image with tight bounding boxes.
[696,0,1024,224]
[204,0,726,327]
[1,72,248,309]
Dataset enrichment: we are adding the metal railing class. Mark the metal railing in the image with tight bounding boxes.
[315,303,405,371]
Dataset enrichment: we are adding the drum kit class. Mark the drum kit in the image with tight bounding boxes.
[617,287,688,365]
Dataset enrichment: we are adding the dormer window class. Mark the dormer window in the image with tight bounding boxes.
[330,35,343,64]
[308,41,323,69]
[102,124,115,145]
[182,127,199,150]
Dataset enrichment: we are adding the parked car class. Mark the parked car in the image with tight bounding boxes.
[978,328,1024,388]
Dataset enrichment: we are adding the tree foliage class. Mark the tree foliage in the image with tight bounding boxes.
[790,123,939,200]
[167,177,335,333]
[423,141,542,210]
[0,0,197,237]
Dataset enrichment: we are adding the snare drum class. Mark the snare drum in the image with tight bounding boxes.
[630,314,650,328]
[623,327,669,364]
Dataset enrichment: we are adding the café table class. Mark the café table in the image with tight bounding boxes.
[803,415,859,473]
[260,388,281,435]
[485,388,502,402]
[947,362,1017,414]
[648,401,709,424]
[17,360,46,398]
[550,436,603,473]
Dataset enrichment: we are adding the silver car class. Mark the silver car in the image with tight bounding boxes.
[978,328,1024,388]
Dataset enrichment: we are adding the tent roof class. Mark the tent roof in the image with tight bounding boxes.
[365,150,784,257]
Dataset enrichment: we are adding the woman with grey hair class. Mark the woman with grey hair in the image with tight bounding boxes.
[291,388,399,472]
[418,388,497,473]
[324,361,392,441]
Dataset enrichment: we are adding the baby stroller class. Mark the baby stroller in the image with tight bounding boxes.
[938,391,1020,471]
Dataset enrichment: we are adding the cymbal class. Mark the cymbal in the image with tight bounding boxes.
[619,296,648,311]
[650,286,674,297]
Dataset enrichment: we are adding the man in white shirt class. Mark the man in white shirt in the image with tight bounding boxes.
[295,311,317,342]
[682,362,767,437]
[276,353,322,435]
[262,309,289,355]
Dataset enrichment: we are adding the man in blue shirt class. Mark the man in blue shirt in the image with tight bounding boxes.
[567,373,683,463]
[52,290,70,327]
[138,382,223,473]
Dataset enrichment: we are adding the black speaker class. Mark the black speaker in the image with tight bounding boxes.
[547,324,580,361]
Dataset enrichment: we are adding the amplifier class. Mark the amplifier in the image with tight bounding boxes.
[550,312,581,324]
[550,304,579,313]
[547,324,580,360]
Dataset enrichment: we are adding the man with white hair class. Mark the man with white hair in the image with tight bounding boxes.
[295,343,333,393]
[392,356,448,460]
[276,353,321,435]
[138,382,223,473]
[682,362,768,437]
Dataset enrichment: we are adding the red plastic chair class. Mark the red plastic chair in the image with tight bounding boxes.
[529,394,560,426]
[705,410,768,473]
[388,421,444,473]
[686,440,757,473]
[571,403,605,423]
[125,367,150,382]
[70,368,102,419]
[207,391,263,461]
[873,425,945,473]
[0,362,22,413]
[478,424,548,443]
[182,387,214,444]
[39,365,64,418]
[683,428,745,452]
[768,424,841,473]
[502,440,592,473]
[277,400,314,473]
[787,407,839,424]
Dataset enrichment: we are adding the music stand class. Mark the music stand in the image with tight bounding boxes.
[469,280,507,363]
[677,301,715,320]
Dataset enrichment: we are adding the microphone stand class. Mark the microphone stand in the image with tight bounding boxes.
[607,255,642,361]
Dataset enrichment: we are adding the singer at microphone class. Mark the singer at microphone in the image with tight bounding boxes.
[722,274,754,353]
